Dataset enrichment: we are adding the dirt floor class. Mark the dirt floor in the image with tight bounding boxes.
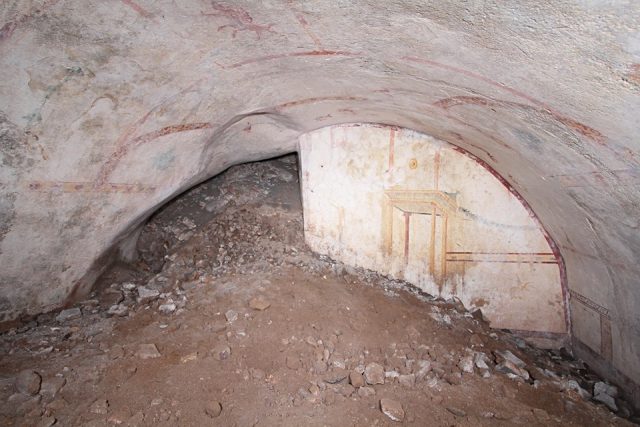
[0,155,637,426]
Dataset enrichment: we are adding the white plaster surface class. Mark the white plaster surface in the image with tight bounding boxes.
[300,125,566,334]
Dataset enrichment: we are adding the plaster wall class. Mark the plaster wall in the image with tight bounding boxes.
[0,0,639,405]
[300,125,566,337]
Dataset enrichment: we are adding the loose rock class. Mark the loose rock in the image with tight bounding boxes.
[283,355,300,372]
[447,407,466,417]
[458,355,474,374]
[496,360,529,381]
[136,344,161,359]
[205,401,222,418]
[56,307,81,322]
[357,386,376,397]
[40,377,66,401]
[89,398,109,415]
[212,344,231,361]
[399,374,415,388]
[136,286,160,304]
[349,371,365,388]
[364,363,385,385]
[225,309,238,322]
[15,370,41,396]
[324,369,348,384]
[380,398,404,422]
[249,296,271,311]
[158,303,176,314]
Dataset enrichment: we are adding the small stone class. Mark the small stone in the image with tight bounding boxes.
[308,384,320,396]
[414,360,432,380]
[248,297,270,311]
[158,303,176,314]
[364,363,385,385]
[101,290,124,307]
[107,304,128,317]
[564,379,591,399]
[385,370,400,381]
[89,398,109,415]
[324,369,348,384]
[40,377,66,401]
[494,350,526,368]
[594,391,618,411]
[447,407,466,417]
[286,355,301,370]
[225,310,238,322]
[136,286,160,304]
[349,371,365,388]
[121,282,137,291]
[313,360,328,374]
[399,374,415,387]
[594,381,618,398]
[180,352,198,364]
[56,307,81,322]
[15,370,42,395]
[204,401,222,418]
[496,360,529,380]
[458,356,474,374]
[339,384,355,397]
[380,398,404,422]
[330,359,346,369]
[357,386,376,397]
[212,344,231,361]
[444,372,462,385]
[474,352,490,370]
[136,344,161,359]
[37,416,56,427]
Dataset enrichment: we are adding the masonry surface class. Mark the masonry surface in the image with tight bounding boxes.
[0,0,639,408]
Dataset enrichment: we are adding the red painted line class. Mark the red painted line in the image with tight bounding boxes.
[0,22,17,42]
[434,95,605,145]
[446,144,571,332]
[403,56,605,144]
[569,289,610,318]
[120,0,152,17]
[96,121,212,186]
[274,96,366,110]
[129,122,212,148]
[27,181,156,194]
[203,2,276,40]
[0,0,61,44]
[221,50,355,69]
[403,56,546,107]
[447,251,555,255]
[285,0,323,49]
[446,259,558,264]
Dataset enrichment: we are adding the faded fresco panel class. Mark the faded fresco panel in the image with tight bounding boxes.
[299,124,566,335]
